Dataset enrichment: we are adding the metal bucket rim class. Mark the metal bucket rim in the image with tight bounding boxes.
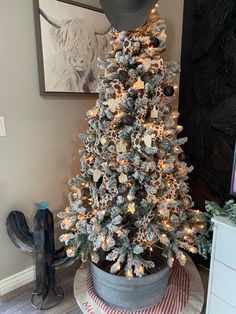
[91,262,170,283]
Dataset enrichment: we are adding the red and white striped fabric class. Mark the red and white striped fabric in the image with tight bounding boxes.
[87,262,189,314]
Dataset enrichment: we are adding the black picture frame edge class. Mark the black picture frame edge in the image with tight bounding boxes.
[56,0,104,13]
[33,0,47,96]
[33,0,100,97]
[230,140,236,196]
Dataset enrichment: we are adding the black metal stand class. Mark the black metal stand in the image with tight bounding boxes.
[6,206,79,310]
[31,287,64,310]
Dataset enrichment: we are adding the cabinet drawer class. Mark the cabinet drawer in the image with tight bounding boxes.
[215,224,236,270]
[212,261,236,308]
[209,294,236,314]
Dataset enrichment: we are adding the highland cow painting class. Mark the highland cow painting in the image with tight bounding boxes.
[33,0,111,95]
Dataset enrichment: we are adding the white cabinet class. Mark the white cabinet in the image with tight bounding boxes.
[206,217,236,314]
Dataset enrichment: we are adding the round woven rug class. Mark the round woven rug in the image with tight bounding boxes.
[74,254,204,314]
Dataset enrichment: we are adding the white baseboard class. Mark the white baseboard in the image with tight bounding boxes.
[0,266,35,296]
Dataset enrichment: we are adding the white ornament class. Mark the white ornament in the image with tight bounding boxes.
[128,203,136,214]
[151,106,159,118]
[142,58,152,71]
[143,134,155,148]
[92,169,103,182]
[116,141,127,153]
[119,173,128,183]
[103,98,118,113]
[147,194,158,204]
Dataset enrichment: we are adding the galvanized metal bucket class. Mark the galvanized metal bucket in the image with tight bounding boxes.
[91,263,170,311]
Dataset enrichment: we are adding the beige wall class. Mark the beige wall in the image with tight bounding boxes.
[0,0,184,281]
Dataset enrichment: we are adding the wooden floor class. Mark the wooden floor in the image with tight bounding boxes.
[0,262,83,314]
[0,263,208,314]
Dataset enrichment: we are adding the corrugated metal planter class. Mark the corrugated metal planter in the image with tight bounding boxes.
[91,263,170,311]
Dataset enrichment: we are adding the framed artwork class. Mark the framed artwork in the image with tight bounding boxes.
[33,0,111,95]
[230,141,236,196]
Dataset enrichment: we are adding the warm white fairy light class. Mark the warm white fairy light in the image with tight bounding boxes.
[189,246,197,254]
[171,111,180,119]
[199,223,205,230]
[159,208,165,216]
[66,247,75,257]
[127,194,135,201]
[173,146,182,154]
[116,230,123,237]
[106,236,113,245]
[160,234,169,245]
[59,234,70,242]
[138,265,144,275]
[164,220,171,230]
[78,214,85,221]
[72,193,78,200]
[115,262,121,272]
[180,252,187,264]
[62,217,74,228]
[65,207,71,213]
[185,227,194,234]
[100,137,107,145]
[176,125,183,133]
[173,84,179,91]
[127,270,133,280]
[100,236,106,243]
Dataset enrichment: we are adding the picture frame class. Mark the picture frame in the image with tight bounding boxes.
[230,141,236,196]
[33,0,111,96]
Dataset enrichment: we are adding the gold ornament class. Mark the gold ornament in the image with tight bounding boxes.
[133,77,144,90]
[173,146,182,154]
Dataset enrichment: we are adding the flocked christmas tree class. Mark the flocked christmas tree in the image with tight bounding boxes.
[58,4,210,278]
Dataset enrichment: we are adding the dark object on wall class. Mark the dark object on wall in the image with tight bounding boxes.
[230,142,236,196]
[99,0,157,31]
[33,0,111,95]
[179,0,236,210]
[6,206,79,310]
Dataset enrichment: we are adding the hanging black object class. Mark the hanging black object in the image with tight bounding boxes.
[149,37,160,48]
[163,86,175,97]
[99,0,158,31]
[6,203,79,310]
